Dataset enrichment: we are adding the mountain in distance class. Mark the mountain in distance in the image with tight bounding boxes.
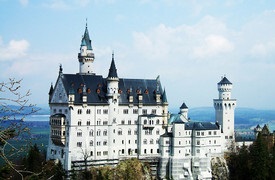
[170,107,275,131]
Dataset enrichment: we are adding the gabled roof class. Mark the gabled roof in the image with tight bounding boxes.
[185,122,219,130]
[218,77,232,85]
[56,74,164,105]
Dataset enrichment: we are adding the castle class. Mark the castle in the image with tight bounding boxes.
[46,24,236,179]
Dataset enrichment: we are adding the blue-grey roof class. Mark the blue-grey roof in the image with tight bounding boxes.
[58,74,164,105]
[51,113,66,118]
[218,77,232,85]
[162,89,168,103]
[108,57,118,78]
[180,102,188,109]
[185,122,219,130]
[81,26,92,50]
[169,114,184,124]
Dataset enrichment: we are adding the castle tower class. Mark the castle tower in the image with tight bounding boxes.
[78,23,95,74]
[180,102,188,120]
[213,76,236,149]
[106,52,119,159]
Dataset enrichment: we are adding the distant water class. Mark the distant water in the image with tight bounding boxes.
[24,114,49,121]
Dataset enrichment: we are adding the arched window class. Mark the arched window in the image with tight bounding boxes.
[144,119,147,124]
[103,130,107,136]
[118,129,122,135]
[156,119,160,124]
[90,140,93,146]
[89,130,94,136]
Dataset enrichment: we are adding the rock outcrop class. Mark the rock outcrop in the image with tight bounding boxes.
[211,156,229,180]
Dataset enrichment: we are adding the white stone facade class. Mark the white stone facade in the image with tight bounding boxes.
[46,25,237,179]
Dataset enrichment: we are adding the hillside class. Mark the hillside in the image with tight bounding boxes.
[186,107,275,130]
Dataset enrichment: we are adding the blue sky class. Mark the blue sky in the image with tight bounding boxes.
[1,0,275,110]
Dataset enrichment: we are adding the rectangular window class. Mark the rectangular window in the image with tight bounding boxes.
[121,120,125,125]
[77,142,82,147]
[103,109,108,114]
[103,121,108,125]
[151,109,156,114]
[208,131,212,135]
[103,151,108,156]
[128,120,131,125]
[77,132,82,137]
[214,131,217,135]
[197,140,200,145]
[142,109,147,115]
[97,109,101,114]
[201,132,204,136]
[133,109,138,114]
[123,109,129,114]
[197,132,200,136]
[97,151,101,156]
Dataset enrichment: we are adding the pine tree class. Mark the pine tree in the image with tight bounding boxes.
[249,133,269,180]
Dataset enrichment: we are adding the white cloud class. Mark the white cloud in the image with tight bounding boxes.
[19,0,29,6]
[193,34,234,58]
[133,16,233,61]
[0,37,30,61]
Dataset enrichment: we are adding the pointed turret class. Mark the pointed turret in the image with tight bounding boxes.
[162,89,168,104]
[180,102,188,119]
[81,23,92,50]
[108,52,118,78]
[78,22,95,75]
[106,52,119,100]
[48,83,54,103]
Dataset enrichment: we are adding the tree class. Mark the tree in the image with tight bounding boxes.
[249,132,269,180]
[0,78,40,178]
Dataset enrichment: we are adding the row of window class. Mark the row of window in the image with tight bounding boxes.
[76,108,158,115]
[123,109,156,115]
[196,130,217,136]
[50,118,65,126]
[76,120,108,126]
[143,139,159,144]
[77,109,109,115]
[53,109,68,114]
[196,139,217,145]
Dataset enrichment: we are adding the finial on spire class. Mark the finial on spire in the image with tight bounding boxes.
[112,50,114,60]
[86,18,88,28]
[59,64,63,74]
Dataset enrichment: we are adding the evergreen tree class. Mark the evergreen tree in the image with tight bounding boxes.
[249,133,269,180]
[24,144,44,173]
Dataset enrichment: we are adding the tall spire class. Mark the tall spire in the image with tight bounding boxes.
[81,24,92,50]
[162,88,168,103]
[78,21,95,74]
[108,52,118,78]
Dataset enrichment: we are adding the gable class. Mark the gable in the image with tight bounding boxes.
[51,76,68,103]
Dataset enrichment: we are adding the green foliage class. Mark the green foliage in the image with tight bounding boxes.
[249,133,269,180]
[227,133,274,180]
[23,144,44,173]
